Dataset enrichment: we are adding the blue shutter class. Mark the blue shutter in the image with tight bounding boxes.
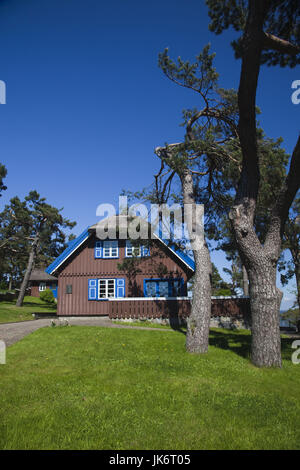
[116,278,125,298]
[142,245,150,256]
[88,279,98,300]
[95,241,102,258]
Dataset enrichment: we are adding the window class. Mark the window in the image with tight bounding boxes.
[103,240,118,258]
[170,280,182,297]
[39,282,46,292]
[66,284,72,294]
[145,281,156,297]
[126,240,141,257]
[88,278,125,300]
[98,279,115,298]
[125,240,150,257]
[144,279,183,298]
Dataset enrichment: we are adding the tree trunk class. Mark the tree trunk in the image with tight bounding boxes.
[8,275,12,292]
[16,235,39,307]
[242,264,249,296]
[248,262,282,367]
[186,243,212,353]
[294,261,300,309]
[181,169,212,353]
[230,1,285,367]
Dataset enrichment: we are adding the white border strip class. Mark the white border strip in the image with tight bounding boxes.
[109,296,191,301]
[108,296,249,301]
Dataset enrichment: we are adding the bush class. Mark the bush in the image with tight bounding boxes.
[40,289,55,304]
[212,288,233,297]
[0,280,8,290]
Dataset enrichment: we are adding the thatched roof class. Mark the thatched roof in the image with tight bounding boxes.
[89,215,153,236]
[29,269,58,282]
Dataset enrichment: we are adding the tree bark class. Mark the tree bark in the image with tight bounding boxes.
[186,243,212,353]
[242,264,249,296]
[230,0,286,367]
[181,169,212,353]
[16,234,39,307]
[248,261,282,367]
[294,261,300,309]
[8,275,12,292]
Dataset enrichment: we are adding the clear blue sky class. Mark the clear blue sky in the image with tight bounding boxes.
[0,0,298,308]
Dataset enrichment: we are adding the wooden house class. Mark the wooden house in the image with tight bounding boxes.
[45,215,250,327]
[45,216,195,318]
[29,269,58,298]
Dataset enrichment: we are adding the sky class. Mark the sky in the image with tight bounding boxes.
[0,0,299,309]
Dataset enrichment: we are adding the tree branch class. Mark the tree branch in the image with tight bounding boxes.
[263,32,300,56]
[264,135,300,254]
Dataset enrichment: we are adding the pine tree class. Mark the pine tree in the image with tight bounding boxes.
[0,191,76,306]
[206,0,300,367]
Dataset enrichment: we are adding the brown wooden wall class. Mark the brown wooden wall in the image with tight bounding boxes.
[57,234,192,316]
[30,285,40,297]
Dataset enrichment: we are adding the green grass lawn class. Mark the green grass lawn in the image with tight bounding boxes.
[112,319,183,330]
[0,295,56,323]
[0,326,299,450]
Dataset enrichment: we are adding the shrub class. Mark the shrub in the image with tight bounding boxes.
[40,288,55,304]
[212,288,233,297]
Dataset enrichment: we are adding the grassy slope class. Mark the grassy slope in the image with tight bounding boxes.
[0,326,299,450]
[0,296,56,323]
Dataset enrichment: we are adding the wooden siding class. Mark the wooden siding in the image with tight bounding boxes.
[57,234,192,316]
[109,298,191,319]
[108,298,250,321]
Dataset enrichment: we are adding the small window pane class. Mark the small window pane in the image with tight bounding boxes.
[126,246,133,256]
[146,281,156,297]
[158,281,169,297]
[133,246,141,256]
[107,279,115,297]
[99,280,107,298]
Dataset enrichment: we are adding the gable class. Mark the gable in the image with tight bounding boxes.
[46,225,195,276]
[45,227,90,275]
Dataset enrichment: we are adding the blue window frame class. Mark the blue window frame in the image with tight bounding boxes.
[88,278,125,300]
[103,240,119,258]
[143,278,184,298]
[125,240,150,258]
[95,240,119,259]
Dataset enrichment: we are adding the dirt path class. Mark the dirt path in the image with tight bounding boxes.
[0,317,175,346]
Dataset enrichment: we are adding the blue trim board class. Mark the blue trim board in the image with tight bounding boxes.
[45,227,90,275]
